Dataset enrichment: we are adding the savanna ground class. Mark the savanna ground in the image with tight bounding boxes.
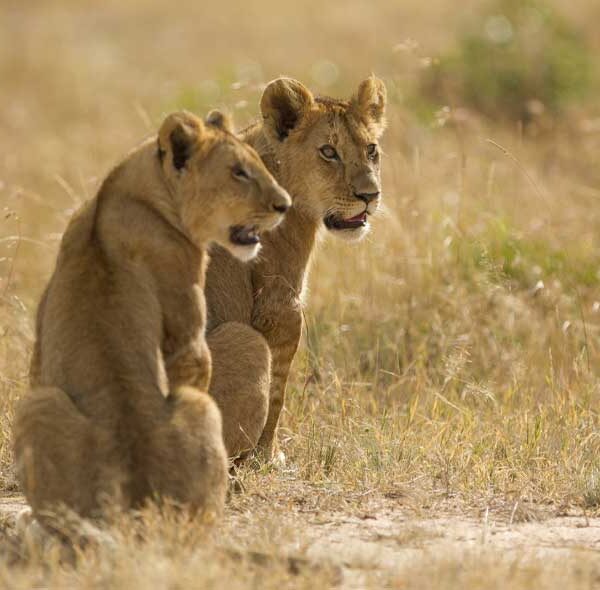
[1,0,600,587]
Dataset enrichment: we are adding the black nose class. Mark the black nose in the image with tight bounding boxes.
[355,192,380,204]
[273,202,290,213]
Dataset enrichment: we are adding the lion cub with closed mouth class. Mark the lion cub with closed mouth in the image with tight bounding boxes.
[13,110,290,526]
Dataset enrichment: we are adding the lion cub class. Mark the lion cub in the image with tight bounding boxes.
[13,110,290,525]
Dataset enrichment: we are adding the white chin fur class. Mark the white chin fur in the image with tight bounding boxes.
[330,221,371,243]
[225,242,262,262]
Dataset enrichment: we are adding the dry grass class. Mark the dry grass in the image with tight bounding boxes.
[391,552,600,589]
[1,0,600,587]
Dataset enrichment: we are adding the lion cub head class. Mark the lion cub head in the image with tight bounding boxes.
[158,110,291,261]
[260,76,386,241]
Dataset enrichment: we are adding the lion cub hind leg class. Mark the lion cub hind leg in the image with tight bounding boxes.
[13,387,122,522]
[207,322,271,460]
[145,387,228,521]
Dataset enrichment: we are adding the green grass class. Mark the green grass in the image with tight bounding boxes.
[453,218,600,289]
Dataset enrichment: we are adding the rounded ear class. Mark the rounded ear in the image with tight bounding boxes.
[206,109,234,134]
[351,76,387,136]
[158,111,204,171]
[260,78,314,141]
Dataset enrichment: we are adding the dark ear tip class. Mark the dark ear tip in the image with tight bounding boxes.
[261,77,314,104]
[157,111,204,171]
[260,77,314,140]
[206,109,234,133]
[170,128,191,170]
[206,109,224,126]
[206,109,223,122]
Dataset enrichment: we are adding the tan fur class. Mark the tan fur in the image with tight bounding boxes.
[205,77,387,460]
[13,110,291,524]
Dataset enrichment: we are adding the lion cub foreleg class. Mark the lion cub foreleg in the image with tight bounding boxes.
[252,298,303,462]
[255,346,296,461]
[165,339,212,393]
[146,387,228,520]
[207,322,271,459]
[146,344,228,518]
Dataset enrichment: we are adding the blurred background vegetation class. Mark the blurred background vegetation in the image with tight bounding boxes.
[420,0,596,123]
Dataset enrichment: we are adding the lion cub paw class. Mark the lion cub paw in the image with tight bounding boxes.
[272,450,287,469]
[15,508,45,543]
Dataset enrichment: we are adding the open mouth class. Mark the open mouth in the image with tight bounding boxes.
[324,211,368,231]
[230,225,261,246]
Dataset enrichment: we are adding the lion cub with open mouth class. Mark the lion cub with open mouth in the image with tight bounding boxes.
[13,110,290,526]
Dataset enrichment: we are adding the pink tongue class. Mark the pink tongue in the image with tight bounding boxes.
[346,212,366,222]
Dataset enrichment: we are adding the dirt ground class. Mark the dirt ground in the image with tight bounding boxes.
[306,512,600,587]
[1,490,598,589]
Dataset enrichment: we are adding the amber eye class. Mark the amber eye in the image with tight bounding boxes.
[367,143,378,160]
[232,164,250,182]
[319,145,339,161]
